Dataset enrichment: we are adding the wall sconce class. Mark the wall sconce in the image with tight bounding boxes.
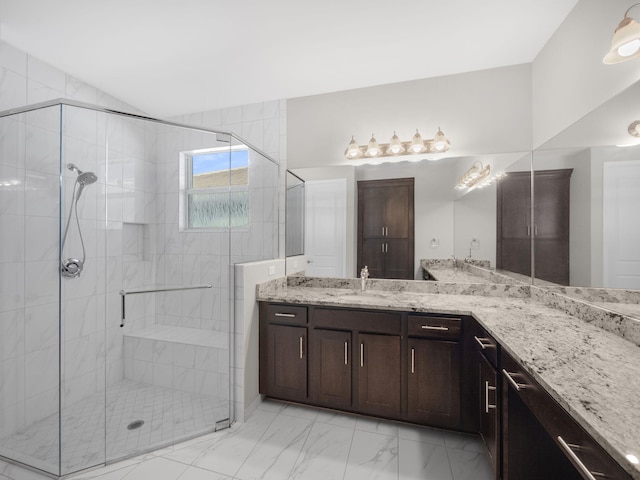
[629,120,640,137]
[344,128,451,160]
[603,3,640,64]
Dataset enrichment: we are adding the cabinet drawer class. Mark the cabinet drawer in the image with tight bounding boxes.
[473,325,499,368]
[502,350,632,479]
[262,303,308,324]
[408,315,461,339]
[314,308,401,335]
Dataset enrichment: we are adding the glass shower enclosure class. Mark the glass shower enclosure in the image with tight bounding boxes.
[0,100,279,477]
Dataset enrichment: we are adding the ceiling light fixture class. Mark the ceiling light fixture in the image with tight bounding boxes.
[344,128,451,160]
[629,120,640,137]
[603,3,640,64]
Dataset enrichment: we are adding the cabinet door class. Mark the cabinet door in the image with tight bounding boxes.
[384,238,413,279]
[264,323,307,402]
[357,333,401,417]
[360,186,387,238]
[361,239,386,278]
[407,338,461,427]
[385,185,411,238]
[311,329,352,410]
[479,354,499,474]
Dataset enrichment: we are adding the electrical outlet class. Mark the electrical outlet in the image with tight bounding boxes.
[268,265,276,275]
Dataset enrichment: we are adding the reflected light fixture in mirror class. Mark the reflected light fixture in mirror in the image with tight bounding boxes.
[344,127,451,160]
[629,120,640,137]
[456,161,491,190]
[603,3,640,64]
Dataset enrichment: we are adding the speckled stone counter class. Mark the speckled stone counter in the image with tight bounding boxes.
[257,277,640,479]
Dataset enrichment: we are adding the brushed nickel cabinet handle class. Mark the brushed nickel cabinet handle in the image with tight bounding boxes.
[421,325,449,331]
[344,341,348,365]
[360,343,364,367]
[275,313,296,318]
[502,369,526,391]
[411,348,415,374]
[381,243,385,253]
[556,436,603,480]
[474,336,491,349]
[485,381,496,413]
[299,336,304,359]
[385,243,388,253]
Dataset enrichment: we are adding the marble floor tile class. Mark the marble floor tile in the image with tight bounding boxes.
[446,447,494,480]
[4,400,495,480]
[234,415,313,480]
[397,423,446,447]
[343,430,398,480]
[170,410,276,476]
[288,421,354,480]
[398,438,454,480]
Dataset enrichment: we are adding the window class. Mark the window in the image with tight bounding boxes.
[181,145,249,229]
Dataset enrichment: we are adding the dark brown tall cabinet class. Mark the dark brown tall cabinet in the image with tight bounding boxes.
[358,178,414,279]
[497,169,572,285]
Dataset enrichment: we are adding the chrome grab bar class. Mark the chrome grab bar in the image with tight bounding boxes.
[119,284,212,327]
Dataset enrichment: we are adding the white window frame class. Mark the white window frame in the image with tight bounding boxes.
[179,144,249,231]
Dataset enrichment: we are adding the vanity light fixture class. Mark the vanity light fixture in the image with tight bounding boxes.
[344,128,451,160]
[455,162,506,191]
[628,120,640,137]
[603,3,640,64]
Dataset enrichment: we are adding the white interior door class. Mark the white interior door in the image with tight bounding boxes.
[603,160,640,289]
[304,179,347,277]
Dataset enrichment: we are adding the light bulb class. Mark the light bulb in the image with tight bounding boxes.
[366,134,381,157]
[345,136,362,159]
[388,131,404,155]
[410,129,425,154]
[618,38,640,56]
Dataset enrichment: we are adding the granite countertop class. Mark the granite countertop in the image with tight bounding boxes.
[257,278,640,479]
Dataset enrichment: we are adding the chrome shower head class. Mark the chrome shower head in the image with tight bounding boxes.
[77,171,98,186]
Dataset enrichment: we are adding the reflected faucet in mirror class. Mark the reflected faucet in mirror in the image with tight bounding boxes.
[360,265,369,291]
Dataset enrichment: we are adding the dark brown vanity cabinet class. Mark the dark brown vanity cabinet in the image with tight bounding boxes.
[259,303,308,402]
[473,325,500,476]
[502,350,632,480]
[310,328,352,409]
[358,332,402,417]
[357,178,414,279]
[407,315,461,428]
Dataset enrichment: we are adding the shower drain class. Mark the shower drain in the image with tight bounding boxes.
[127,420,145,430]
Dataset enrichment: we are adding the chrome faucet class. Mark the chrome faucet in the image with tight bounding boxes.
[360,266,369,291]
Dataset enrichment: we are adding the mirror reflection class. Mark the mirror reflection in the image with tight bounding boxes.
[285,170,305,257]
[534,80,640,291]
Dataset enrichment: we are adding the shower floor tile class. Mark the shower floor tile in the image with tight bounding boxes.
[0,379,228,476]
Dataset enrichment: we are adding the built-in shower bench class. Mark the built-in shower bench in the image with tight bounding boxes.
[123,325,229,397]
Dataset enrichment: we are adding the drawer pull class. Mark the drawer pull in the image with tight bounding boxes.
[421,325,449,331]
[344,341,348,365]
[557,436,604,480]
[275,313,296,318]
[474,336,493,349]
[360,343,364,367]
[299,336,304,359]
[485,381,496,413]
[502,369,526,391]
[411,348,415,374]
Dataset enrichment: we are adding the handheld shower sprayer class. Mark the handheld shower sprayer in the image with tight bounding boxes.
[61,163,98,278]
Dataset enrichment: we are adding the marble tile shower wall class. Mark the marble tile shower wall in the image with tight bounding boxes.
[0,39,150,441]
[169,99,286,259]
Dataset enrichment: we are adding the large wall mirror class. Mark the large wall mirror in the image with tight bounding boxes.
[532,80,640,318]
